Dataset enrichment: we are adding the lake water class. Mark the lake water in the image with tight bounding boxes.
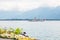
[0,21,60,40]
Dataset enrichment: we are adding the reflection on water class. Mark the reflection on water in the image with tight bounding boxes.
[0,21,60,40]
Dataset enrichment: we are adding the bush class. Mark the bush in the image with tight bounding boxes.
[14,28,22,34]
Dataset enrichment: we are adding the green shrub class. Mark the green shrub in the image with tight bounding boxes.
[14,28,22,34]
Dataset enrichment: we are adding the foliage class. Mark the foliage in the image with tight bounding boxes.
[0,28,2,34]
[14,28,22,34]
[0,28,6,34]
[9,28,15,33]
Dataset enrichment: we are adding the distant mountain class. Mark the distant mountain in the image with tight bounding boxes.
[0,11,22,19]
[0,6,60,19]
[19,6,60,19]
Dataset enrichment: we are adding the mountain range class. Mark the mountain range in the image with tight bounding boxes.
[0,6,60,19]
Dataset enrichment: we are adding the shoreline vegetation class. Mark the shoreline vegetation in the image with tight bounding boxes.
[0,27,36,40]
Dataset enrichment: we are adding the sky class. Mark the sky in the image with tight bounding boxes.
[0,0,60,11]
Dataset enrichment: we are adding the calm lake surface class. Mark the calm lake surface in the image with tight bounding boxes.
[0,21,60,40]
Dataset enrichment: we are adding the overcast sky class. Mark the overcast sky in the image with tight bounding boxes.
[0,0,60,11]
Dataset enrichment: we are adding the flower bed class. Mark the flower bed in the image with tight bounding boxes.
[0,27,36,40]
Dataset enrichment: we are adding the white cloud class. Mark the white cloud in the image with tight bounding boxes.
[0,0,60,11]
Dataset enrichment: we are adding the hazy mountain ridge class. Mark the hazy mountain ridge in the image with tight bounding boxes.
[0,6,60,19]
[21,6,60,19]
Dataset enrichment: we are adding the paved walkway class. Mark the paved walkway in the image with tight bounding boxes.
[0,38,13,40]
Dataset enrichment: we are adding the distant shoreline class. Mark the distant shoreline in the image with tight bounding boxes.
[0,19,60,21]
